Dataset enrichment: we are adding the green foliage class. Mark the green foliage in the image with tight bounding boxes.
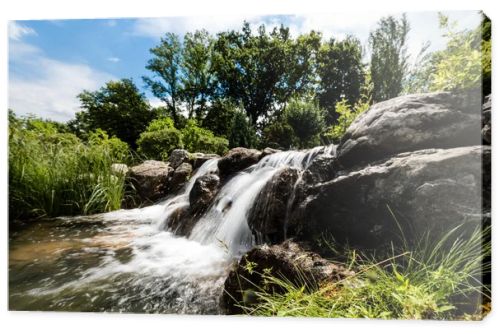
[228,110,257,149]
[242,226,490,319]
[181,30,216,119]
[429,14,483,91]
[405,13,489,94]
[202,99,240,137]
[262,121,296,150]
[143,33,183,125]
[136,117,183,160]
[324,99,369,143]
[283,99,326,149]
[72,79,155,147]
[9,113,129,220]
[181,119,228,155]
[317,36,365,124]
[211,23,321,124]
[369,15,410,102]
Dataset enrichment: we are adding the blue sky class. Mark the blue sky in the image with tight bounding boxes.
[8,11,481,122]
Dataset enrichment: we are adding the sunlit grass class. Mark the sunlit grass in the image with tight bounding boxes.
[238,225,490,320]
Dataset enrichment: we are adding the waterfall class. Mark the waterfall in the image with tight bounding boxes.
[162,144,338,255]
[10,145,337,314]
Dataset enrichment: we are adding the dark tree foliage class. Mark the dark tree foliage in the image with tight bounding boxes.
[72,79,155,148]
[369,15,410,102]
[143,33,183,125]
[317,36,365,124]
[202,99,239,138]
[228,110,257,148]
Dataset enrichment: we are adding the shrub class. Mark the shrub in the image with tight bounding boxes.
[136,117,183,160]
[9,114,129,220]
[284,99,326,149]
[181,119,228,155]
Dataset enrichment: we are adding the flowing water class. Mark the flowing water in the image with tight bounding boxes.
[9,145,336,314]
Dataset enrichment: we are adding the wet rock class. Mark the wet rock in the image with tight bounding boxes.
[168,162,193,193]
[218,147,262,179]
[163,205,196,236]
[111,163,128,175]
[482,94,491,144]
[292,146,486,249]
[221,240,354,314]
[248,167,300,243]
[336,91,482,169]
[189,174,220,215]
[127,160,173,203]
[191,152,220,169]
[302,154,337,184]
[168,149,190,169]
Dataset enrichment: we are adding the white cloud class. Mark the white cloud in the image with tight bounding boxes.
[107,56,121,62]
[132,15,261,38]
[9,41,114,122]
[9,21,37,40]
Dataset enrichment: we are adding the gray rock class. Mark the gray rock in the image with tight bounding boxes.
[111,163,128,176]
[292,146,486,249]
[218,147,262,179]
[168,162,193,193]
[221,240,354,314]
[189,174,220,215]
[191,152,220,169]
[247,167,300,243]
[128,160,173,203]
[168,149,190,169]
[336,91,482,169]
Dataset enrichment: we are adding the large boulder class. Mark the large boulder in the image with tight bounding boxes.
[127,160,173,203]
[168,162,193,193]
[218,147,262,179]
[168,149,190,169]
[221,240,354,314]
[247,167,301,243]
[336,91,482,169]
[189,174,220,215]
[291,146,486,249]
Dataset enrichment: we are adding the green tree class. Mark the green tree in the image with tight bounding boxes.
[284,99,326,148]
[181,30,216,120]
[403,13,489,95]
[212,23,320,125]
[369,15,410,102]
[73,79,155,148]
[317,36,365,124]
[143,33,183,125]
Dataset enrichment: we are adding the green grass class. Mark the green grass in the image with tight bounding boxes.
[9,115,130,220]
[238,225,490,320]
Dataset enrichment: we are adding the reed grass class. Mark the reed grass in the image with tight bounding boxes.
[9,115,130,220]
